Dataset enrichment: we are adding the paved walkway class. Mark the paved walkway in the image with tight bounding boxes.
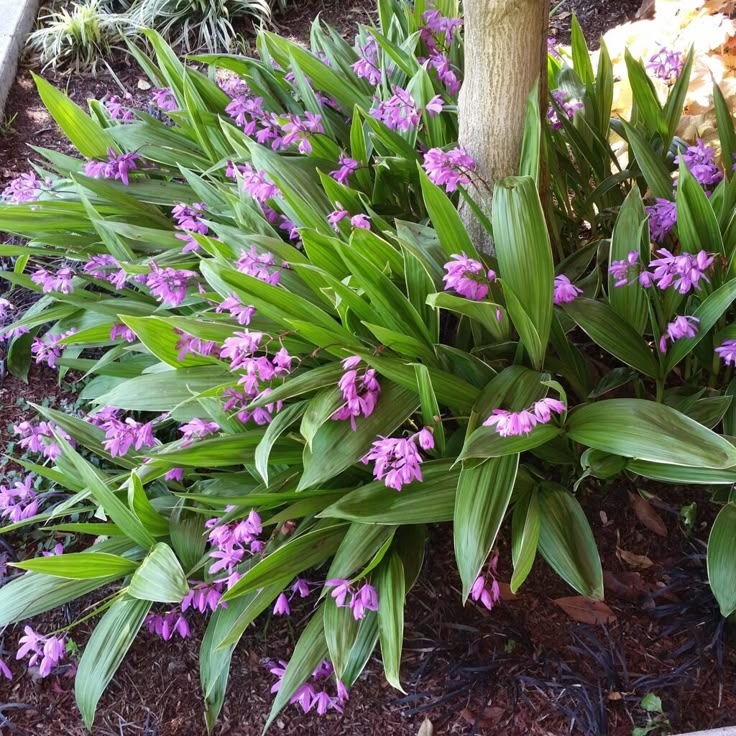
[0,0,39,115]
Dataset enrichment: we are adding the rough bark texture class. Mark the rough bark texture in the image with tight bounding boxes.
[458,0,549,253]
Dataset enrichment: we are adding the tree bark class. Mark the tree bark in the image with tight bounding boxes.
[458,0,549,253]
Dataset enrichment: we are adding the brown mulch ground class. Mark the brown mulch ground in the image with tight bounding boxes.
[2,1,736,735]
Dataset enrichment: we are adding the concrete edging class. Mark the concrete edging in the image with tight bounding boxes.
[676,730,736,736]
[0,0,40,116]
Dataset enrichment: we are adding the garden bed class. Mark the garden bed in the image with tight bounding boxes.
[1,1,734,735]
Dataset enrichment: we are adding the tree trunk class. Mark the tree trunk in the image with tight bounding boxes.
[458,0,549,253]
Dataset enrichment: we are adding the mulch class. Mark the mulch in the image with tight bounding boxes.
[2,1,736,734]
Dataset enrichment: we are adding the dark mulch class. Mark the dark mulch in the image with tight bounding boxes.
[4,1,736,735]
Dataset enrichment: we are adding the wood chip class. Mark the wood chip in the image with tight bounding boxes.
[629,491,668,537]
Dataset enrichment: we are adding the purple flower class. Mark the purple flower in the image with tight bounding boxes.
[84,148,140,186]
[350,213,371,230]
[325,579,379,620]
[101,416,156,457]
[0,298,12,318]
[110,323,136,343]
[215,294,256,326]
[206,508,262,580]
[83,254,128,288]
[145,263,197,307]
[31,329,76,368]
[361,428,434,491]
[371,87,420,132]
[226,94,264,134]
[647,47,684,83]
[647,248,715,293]
[483,397,565,437]
[423,146,475,192]
[470,553,501,610]
[646,198,677,243]
[0,475,38,523]
[237,246,285,285]
[351,583,378,620]
[659,315,699,353]
[152,87,177,112]
[330,154,359,185]
[179,418,220,445]
[547,90,583,130]
[328,207,349,231]
[442,252,496,300]
[553,274,582,304]
[420,8,463,49]
[226,162,279,203]
[716,339,736,366]
[331,356,381,430]
[674,139,723,187]
[2,171,42,202]
[273,593,291,616]
[16,627,65,678]
[425,52,460,95]
[31,266,74,294]
[13,420,73,460]
[547,37,561,60]
[352,37,382,85]
[425,94,444,117]
[104,95,134,121]
[609,251,641,287]
[291,578,310,598]
[325,578,352,608]
[0,657,11,680]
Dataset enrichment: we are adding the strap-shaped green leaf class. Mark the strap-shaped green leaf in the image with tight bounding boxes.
[708,503,736,617]
[128,543,189,603]
[13,553,137,579]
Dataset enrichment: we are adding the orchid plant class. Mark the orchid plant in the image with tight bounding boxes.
[0,1,735,731]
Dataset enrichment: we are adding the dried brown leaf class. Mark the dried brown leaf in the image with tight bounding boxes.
[553,596,617,624]
[417,718,434,736]
[617,547,654,569]
[629,491,668,537]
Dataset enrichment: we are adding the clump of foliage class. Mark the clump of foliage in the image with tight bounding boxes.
[27,0,137,72]
[1,1,736,732]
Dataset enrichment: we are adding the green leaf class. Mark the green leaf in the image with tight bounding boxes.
[510,488,540,593]
[608,185,649,333]
[619,119,673,200]
[538,485,603,599]
[13,553,138,579]
[170,502,207,572]
[128,543,188,603]
[571,16,594,86]
[76,595,151,729]
[563,298,659,377]
[492,176,554,369]
[53,434,156,549]
[426,291,507,340]
[627,459,736,485]
[221,524,347,601]
[567,399,736,468]
[375,551,405,691]
[324,598,359,680]
[676,159,724,255]
[665,280,736,372]
[299,383,418,490]
[459,424,561,461]
[413,363,445,454]
[33,74,115,158]
[708,503,736,617]
[519,80,541,183]
[255,403,306,485]
[326,523,396,582]
[624,50,665,136]
[715,81,736,178]
[320,461,459,524]
[454,455,519,601]
[128,472,169,537]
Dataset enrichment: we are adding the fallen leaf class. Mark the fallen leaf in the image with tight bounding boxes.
[553,596,617,624]
[636,0,656,19]
[498,582,518,601]
[417,718,434,736]
[629,491,668,537]
[608,691,624,701]
[603,570,646,600]
[600,510,609,525]
[137,78,152,91]
[617,547,654,569]
[460,707,505,728]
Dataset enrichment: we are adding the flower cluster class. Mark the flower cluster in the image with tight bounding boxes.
[225,162,280,204]
[674,139,723,187]
[471,553,501,611]
[327,207,371,231]
[272,578,312,616]
[174,330,218,361]
[95,412,157,457]
[716,340,736,365]
[418,8,462,94]
[31,266,74,294]
[331,356,381,430]
[83,254,128,289]
[144,263,198,307]
[442,252,496,300]
[13,420,73,461]
[179,418,220,446]
[325,579,378,620]
[110,323,136,343]
[2,171,43,203]
[646,198,677,243]
[659,315,699,353]
[483,397,565,437]
[146,581,224,641]
[370,87,438,132]
[31,329,76,368]
[216,294,256,326]
[547,90,583,130]
[172,201,209,253]
[329,154,359,185]
[352,36,383,85]
[270,658,348,716]
[553,274,582,304]
[16,627,66,678]
[237,246,287,285]
[647,46,684,83]
[610,249,716,294]
[362,428,434,491]
[0,475,38,523]
[206,508,263,588]
[104,94,134,121]
[151,87,177,112]
[84,148,140,186]
[423,146,475,192]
